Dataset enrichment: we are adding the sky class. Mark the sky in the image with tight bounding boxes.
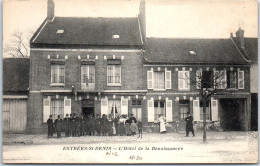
[3,0,258,55]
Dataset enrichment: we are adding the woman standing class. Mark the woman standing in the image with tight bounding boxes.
[108,115,114,136]
[125,117,131,136]
[157,114,166,133]
[101,114,108,136]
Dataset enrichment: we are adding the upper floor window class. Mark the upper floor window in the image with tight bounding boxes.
[147,70,171,90]
[51,64,65,84]
[154,71,165,90]
[107,64,121,85]
[81,65,95,84]
[227,71,237,89]
[201,71,213,89]
[178,71,190,90]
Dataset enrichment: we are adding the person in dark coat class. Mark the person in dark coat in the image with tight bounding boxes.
[95,114,101,136]
[63,114,70,137]
[114,115,120,135]
[101,114,108,136]
[107,115,114,136]
[76,114,81,137]
[80,114,86,136]
[125,118,131,136]
[69,114,72,136]
[185,112,195,137]
[54,115,63,138]
[89,114,95,136]
[129,114,137,124]
[137,121,143,138]
[71,113,77,137]
[47,115,54,138]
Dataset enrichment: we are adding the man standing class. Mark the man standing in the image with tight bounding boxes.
[71,113,77,137]
[47,115,54,138]
[63,114,70,137]
[185,112,195,137]
[95,114,101,136]
[54,115,63,138]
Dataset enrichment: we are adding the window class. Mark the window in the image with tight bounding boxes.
[51,99,64,119]
[81,65,95,84]
[154,101,165,120]
[51,64,65,84]
[178,71,190,90]
[202,71,213,89]
[199,101,211,121]
[227,71,237,89]
[132,100,142,106]
[107,65,121,85]
[153,71,165,89]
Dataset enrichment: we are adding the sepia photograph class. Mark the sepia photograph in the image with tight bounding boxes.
[2,0,258,164]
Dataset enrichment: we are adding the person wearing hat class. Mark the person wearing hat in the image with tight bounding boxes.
[47,115,54,138]
[63,114,70,137]
[95,114,101,136]
[54,115,63,138]
[185,112,195,137]
[71,113,77,137]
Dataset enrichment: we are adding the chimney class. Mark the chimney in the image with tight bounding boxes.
[235,27,245,49]
[138,0,146,43]
[47,0,55,21]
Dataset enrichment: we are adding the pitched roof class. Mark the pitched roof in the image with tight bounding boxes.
[244,38,258,62]
[3,58,30,94]
[31,17,142,47]
[144,38,249,64]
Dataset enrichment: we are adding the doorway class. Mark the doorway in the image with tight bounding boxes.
[219,98,245,131]
[179,100,190,131]
[82,107,94,118]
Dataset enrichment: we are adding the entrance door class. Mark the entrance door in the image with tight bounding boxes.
[82,107,94,118]
[179,104,189,131]
[131,108,142,121]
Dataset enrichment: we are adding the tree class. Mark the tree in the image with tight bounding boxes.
[4,31,31,57]
[180,69,240,143]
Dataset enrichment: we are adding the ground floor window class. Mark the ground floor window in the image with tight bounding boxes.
[199,101,211,121]
[154,101,165,120]
[108,100,121,116]
[51,99,64,119]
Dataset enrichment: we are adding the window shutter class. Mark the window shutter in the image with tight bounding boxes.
[43,98,50,122]
[165,71,171,89]
[196,70,202,89]
[214,71,219,89]
[147,100,154,122]
[238,71,244,89]
[193,100,200,121]
[211,100,218,121]
[64,98,71,118]
[178,71,184,90]
[147,71,153,89]
[166,100,173,122]
[101,98,108,116]
[121,98,128,115]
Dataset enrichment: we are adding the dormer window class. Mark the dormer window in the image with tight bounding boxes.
[189,51,196,55]
[56,30,64,34]
[112,35,120,39]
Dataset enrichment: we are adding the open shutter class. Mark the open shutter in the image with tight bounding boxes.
[64,98,71,118]
[196,70,202,89]
[165,70,171,89]
[121,98,128,115]
[211,100,218,121]
[147,100,154,122]
[238,71,244,89]
[178,71,184,90]
[193,100,200,121]
[166,100,173,122]
[43,98,50,122]
[147,71,153,89]
[101,98,108,116]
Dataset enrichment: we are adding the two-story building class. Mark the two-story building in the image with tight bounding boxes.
[142,37,251,132]
[27,0,146,134]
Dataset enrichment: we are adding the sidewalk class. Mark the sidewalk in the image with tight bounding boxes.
[3,131,257,145]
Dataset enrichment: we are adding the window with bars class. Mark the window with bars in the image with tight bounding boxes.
[81,65,95,84]
[51,99,64,119]
[51,64,65,84]
[107,65,121,85]
[153,72,165,89]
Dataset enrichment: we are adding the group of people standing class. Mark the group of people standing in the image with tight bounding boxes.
[47,113,143,138]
